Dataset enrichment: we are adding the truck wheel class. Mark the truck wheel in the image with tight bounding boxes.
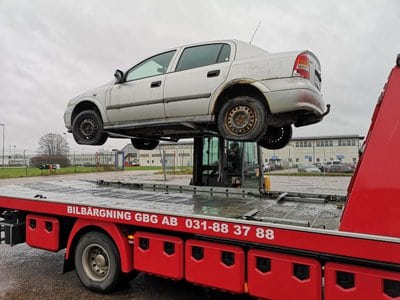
[217,96,267,141]
[257,125,292,150]
[74,232,121,293]
[72,110,108,145]
[131,138,159,150]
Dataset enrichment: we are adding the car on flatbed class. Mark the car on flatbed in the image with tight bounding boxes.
[64,39,327,150]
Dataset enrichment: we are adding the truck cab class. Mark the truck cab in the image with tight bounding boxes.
[191,136,263,189]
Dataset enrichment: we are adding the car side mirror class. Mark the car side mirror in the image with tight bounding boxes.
[114,69,124,84]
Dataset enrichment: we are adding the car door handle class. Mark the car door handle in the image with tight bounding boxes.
[151,81,162,88]
[207,70,220,78]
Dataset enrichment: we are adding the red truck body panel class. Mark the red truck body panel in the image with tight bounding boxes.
[341,66,400,237]
[247,249,322,300]
[134,232,184,279]
[0,193,399,265]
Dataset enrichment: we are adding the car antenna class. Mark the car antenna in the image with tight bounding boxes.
[249,20,262,44]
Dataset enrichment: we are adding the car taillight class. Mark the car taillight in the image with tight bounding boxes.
[293,53,310,79]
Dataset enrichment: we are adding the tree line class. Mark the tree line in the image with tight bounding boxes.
[30,133,71,167]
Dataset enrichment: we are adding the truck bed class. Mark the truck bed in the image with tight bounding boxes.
[1,179,400,266]
[0,180,343,229]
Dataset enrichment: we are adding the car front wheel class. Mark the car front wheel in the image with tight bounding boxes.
[257,125,292,150]
[72,110,108,145]
[217,96,267,142]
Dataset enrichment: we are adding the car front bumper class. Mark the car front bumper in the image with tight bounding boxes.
[63,105,73,131]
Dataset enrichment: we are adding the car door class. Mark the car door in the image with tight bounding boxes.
[164,43,233,118]
[107,50,176,123]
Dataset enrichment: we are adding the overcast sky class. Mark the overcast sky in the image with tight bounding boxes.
[0,0,399,154]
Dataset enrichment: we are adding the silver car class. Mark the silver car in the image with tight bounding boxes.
[64,40,328,150]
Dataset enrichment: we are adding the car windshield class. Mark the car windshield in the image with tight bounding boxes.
[126,50,176,81]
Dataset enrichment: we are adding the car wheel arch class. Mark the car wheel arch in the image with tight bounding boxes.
[212,81,271,117]
[71,100,108,124]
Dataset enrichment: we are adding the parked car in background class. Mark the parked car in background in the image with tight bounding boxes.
[263,163,271,172]
[297,164,321,173]
[326,163,354,173]
[313,162,328,172]
[64,39,328,151]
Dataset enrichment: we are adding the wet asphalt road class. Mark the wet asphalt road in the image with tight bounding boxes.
[0,171,350,299]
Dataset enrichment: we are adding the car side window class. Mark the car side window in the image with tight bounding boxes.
[175,43,231,72]
[125,50,176,82]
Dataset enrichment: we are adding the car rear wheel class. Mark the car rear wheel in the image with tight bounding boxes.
[131,138,159,150]
[257,125,292,150]
[217,96,267,141]
[72,110,108,145]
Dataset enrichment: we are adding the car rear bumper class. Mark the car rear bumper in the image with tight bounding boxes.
[260,77,324,115]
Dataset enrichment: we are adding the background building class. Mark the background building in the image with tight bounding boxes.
[262,134,364,168]
[123,140,194,168]
[121,135,364,169]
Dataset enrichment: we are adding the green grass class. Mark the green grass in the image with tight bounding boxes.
[0,165,169,179]
[124,166,162,171]
[0,166,116,179]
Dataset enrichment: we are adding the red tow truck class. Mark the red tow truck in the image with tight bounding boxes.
[1,56,400,299]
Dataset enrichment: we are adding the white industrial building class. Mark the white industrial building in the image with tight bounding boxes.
[122,140,193,168]
[262,135,364,168]
[121,134,364,168]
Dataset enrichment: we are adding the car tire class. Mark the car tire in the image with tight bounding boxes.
[217,96,267,141]
[131,138,159,150]
[74,232,122,294]
[72,110,108,145]
[257,125,292,150]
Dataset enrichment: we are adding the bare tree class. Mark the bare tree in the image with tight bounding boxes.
[38,133,70,156]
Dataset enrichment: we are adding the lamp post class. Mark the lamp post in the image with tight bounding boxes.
[0,124,4,168]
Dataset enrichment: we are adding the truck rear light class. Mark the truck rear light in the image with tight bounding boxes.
[293,53,310,79]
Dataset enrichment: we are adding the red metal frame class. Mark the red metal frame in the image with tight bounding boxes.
[0,196,399,265]
[341,66,400,237]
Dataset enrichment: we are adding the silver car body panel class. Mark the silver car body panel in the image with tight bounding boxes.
[64,39,324,138]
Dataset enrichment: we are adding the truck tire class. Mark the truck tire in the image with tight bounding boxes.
[131,138,159,150]
[257,125,292,150]
[74,232,122,293]
[72,110,108,145]
[217,96,267,142]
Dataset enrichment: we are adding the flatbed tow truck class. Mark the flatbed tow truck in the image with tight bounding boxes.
[1,56,400,299]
